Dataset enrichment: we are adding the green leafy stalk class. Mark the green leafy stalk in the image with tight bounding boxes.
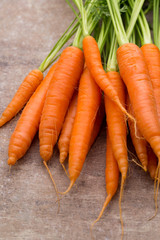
[153,0,160,48]
[72,0,100,48]
[127,0,152,45]
[97,19,111,54]
[39,18,78,72]
[107,28,118,72]
[73,0,89,36]
[106,0,146,46]
[126,0,145,39]
[106,0,128,46]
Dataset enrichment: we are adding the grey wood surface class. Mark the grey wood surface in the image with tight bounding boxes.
[0,1,160,240]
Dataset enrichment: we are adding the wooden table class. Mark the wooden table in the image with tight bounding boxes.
[0,1,160,239]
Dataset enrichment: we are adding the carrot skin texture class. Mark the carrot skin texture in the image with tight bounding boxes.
[147,146,158,179]
[39,47,84,162]
[105,72,127,178]
[117,43,160,157]
[106,133,119,197]
[0,69,43,127]
[89,98,105,149]
[8,64,56,165]
[141,44,160,119]
[58,95,104,164]
[69,67,101,182]
[58,92,78,164]
[127,95,148,170]
[91,132,119,228]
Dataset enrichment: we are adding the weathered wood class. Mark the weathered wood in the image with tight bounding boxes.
[0,1,160,240]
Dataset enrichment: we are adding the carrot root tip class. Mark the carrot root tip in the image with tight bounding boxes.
[8,156,16,165]
[59,180,75,195]
[61,163,70,179]
[43,161,60,213]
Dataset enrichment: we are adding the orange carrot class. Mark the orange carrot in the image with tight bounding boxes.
[89,98,105,149]
[117,43,160,215]
[91,132,119,232]
[147,146,158,180]
[8,63,56,165]
[0,69,43,127]
[58,95,104,165]
[105,71,127,234]
[127,95,148,171]
[62,67,101,193]
[82,36,134,121]
[141,44,160,120]
[117,43,160,160]
[39,46,84,162]
[58,91,78,164]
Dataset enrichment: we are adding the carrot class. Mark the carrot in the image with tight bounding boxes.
[58,95,104,165]
[91,133,119,235]
[106,0,160,161]
[117,43,160,158]
[127,95,148,171]
[82,36,134,121]
[141,44,160,119]
[39,46,84,162]
[62,67,101,193]
[72,0,134,121]
[105,71,127,236]
[117,44,160,216]
[147,146,158,180]
[0,69,43,127]
[89,98,105,149]
[58,91,78,165]
[7,63,56,166]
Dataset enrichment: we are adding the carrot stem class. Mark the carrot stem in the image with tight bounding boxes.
[127,0,152,45]
[153,0,160,49]
[126,0,145,40]
[106,27,118,72]
[39,19,78,72]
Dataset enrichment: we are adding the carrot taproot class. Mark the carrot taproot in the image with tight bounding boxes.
[117,44,160,215]
[141,44,160,119]
[88,98,105,149]
[147,146,158,180]
[82,36,134,122]
[117,43,160,159]
[62,67,101,193]
[126,95,148,171]
[7,63,57,166]
[104,71,127,236]
[39,46,84,162]
[91,132,119,235]
[58,95,104,165]
[58,91,78,165]
[0,69,43,127]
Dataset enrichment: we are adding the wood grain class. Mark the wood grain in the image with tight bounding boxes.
[0,1,160,240]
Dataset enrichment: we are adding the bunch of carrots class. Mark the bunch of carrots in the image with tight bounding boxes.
[1,0,160,238]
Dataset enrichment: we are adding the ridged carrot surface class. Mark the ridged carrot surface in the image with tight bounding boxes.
[117,43,160,158]
[58,91,78,164]
[39,46,84,162]
[127,95,148,170]
[0,69,43,127]
[8,64,56,165]
[105,72,127,179]
[68,67,101,187]
[141,44,160,119]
